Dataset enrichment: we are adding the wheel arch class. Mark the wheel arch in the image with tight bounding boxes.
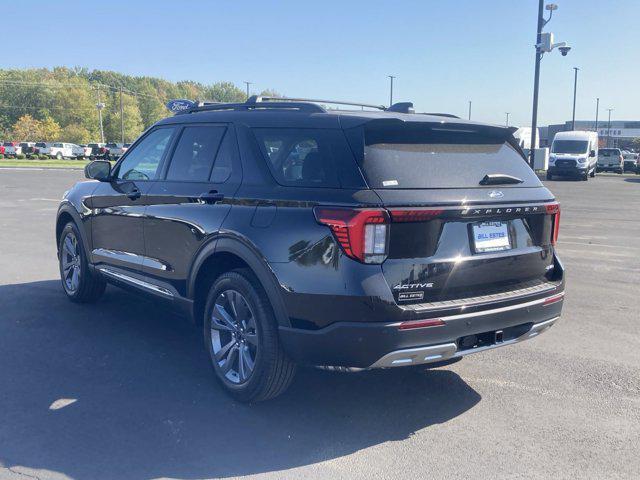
[188,236,291,329]
[56,205,91,260]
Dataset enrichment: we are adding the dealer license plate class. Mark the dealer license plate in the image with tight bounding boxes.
[471,221,511,253]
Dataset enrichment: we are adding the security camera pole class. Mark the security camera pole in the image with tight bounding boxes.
[528,1,569,168]
[243,81,252,101]
[388,75,395,107]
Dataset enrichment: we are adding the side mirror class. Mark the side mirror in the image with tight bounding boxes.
[589,150,596,157]
[85,160,111,181]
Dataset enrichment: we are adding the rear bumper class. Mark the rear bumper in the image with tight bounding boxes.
[278,291,564,369]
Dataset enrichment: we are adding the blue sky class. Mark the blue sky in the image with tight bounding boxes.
[4,0,639,126]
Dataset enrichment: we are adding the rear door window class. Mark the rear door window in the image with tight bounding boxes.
[346,123,540,189]
[253,128,355,188]
[165,126,226,182]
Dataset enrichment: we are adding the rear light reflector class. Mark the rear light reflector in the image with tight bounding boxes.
[389,208,444,222]
[544,202,561,245]
[543,292,565,306]
[398,318,445,330]
[313,207,390,264]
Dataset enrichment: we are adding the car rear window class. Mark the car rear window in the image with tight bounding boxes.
[345,123,540,189]
[600,149,620,156]
[253,128,361,188]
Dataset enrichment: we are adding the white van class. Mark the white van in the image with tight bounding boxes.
[548,131,599,181]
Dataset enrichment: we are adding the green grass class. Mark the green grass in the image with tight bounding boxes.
[0,159,91,169]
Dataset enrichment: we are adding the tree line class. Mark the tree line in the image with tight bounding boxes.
[0,67,279,144]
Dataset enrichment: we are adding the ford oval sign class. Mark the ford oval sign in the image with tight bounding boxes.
[166,99,197,113]
[488,190,504,199]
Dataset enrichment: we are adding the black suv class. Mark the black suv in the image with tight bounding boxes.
[56,97,565,402]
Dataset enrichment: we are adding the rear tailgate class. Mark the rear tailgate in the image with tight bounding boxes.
[346,120,560,306]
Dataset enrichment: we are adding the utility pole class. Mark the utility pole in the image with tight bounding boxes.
[505,112,510,127]
[243,81,252,100]
[468,101,472,120]
[606,108,613,147]
[96,89,105,144]
[388,75,395,107]
[571,67,579,130]
[594,97,599,132]
[119,86,124,143]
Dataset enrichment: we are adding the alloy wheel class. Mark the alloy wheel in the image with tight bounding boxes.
[61,232,81,293]
[210,289,258,384]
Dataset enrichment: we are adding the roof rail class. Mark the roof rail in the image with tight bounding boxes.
[176,98,325,115]
[250,95,386,111]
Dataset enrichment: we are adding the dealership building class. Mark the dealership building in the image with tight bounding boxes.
[541,120,640,149]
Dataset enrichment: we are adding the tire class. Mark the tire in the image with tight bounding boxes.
[203,269,296,402]
[617,169,623,174]
[55,152,63,160]
[546,172,553,180]
[582,172,588,181]
[590,168,596,178]
[58,222,106,303]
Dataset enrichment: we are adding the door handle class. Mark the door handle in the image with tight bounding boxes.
[127,188,141,200]
[199,190,225,204]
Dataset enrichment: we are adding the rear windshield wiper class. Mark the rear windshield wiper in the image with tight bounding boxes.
[479,174,524,186]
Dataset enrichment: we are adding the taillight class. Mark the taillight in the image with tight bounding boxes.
[545,202,561,245]
[313,207,389,264]
[388,208,444,222]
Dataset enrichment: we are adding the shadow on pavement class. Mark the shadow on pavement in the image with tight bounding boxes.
[0,280,480,479]
[624,177,640,183]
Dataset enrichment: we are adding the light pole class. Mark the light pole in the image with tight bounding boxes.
[468,101,472,120]
[243,81,252,100]
[528,2,570,168]
[388,75,395,107]
[571,67,579,130]
[505,112,510,127]
[594,97,599,132]
[119,85,125,143]
[96,89,105,144]
[607,108,613,147]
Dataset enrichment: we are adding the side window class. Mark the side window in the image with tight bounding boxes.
[115,128,175,181]
[252,128,343,187]
[210,130,236,183]
[166,126,225,181]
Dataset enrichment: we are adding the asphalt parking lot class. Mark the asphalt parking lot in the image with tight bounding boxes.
[0,168,639,480]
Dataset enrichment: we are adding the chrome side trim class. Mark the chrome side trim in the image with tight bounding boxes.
[93,248,171,271]
[98,267,174,298]
[92,248,143,265]
[370,316,560,368]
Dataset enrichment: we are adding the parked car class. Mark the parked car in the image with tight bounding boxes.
[34,142,51,156]
[71,144,91,159]
[105,143,129,159]
[48,143,75,159]
[80,144,92,158]
[56,97,565,402]
[547,131,598,180]
[87,143,107,159]
[4,141,21,157]
[20,142,37,156]
[597,148,624,173]
[622,151,638,173]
